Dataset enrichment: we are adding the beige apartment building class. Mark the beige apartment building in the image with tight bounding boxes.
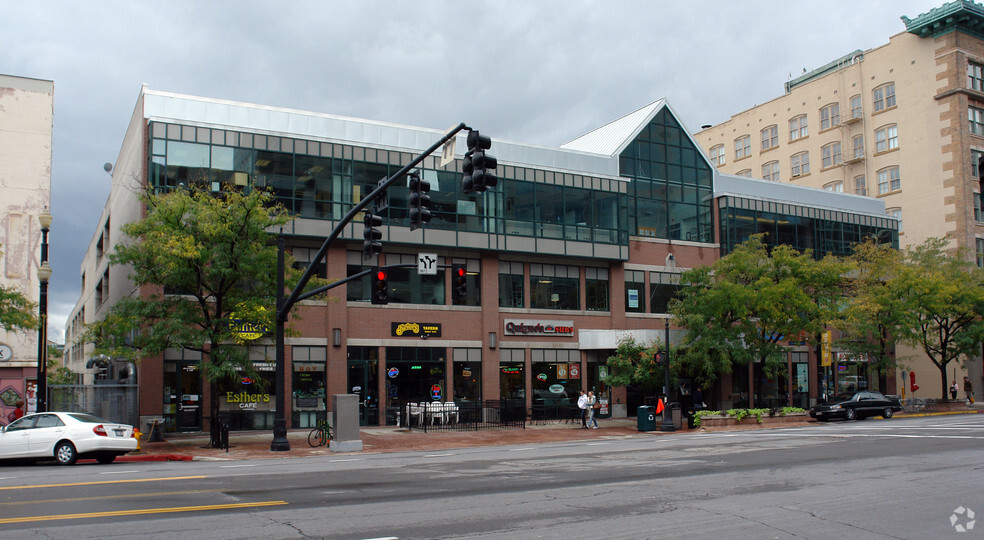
[694,1,984,400]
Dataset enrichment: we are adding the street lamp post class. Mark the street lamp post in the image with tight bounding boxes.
[37,210,52,413]
[660,252,676,432]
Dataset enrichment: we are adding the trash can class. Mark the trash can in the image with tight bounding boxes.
[670,403,682,430]
[637,405,656,431]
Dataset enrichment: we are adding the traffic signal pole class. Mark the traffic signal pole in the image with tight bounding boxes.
[271,122,470,451]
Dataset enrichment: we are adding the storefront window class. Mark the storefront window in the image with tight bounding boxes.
[348,346,379,426]
[291,346,326,429]
[499,349,525,403]
[791,352,809,409]
[453,348,482,401]
[216,346,276,431]
[385,347,446,426]
[530,349,579,419]
[163,348,202,433]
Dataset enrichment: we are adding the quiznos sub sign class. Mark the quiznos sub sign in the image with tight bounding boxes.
[503,319,575,337]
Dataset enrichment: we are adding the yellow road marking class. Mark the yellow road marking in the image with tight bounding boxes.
[0,500,287,524]
[0,489,219,506]
[0,475,207,491]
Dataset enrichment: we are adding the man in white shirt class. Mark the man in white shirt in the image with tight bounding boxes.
[577,391,589,429]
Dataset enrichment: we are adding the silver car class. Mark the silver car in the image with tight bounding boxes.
[0,412,138,465]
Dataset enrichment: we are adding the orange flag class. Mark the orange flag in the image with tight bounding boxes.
[655,398,665,414]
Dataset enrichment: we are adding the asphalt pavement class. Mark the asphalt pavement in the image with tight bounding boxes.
[110,403,982,464]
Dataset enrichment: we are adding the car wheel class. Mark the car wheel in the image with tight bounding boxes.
[55,441,78,465]
[96,454,117,464]
[882,408,894,419]
[845,408,856,421]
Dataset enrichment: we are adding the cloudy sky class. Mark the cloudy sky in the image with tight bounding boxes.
[2,0,935,342]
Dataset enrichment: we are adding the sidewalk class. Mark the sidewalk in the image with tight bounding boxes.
[110,405,982,463]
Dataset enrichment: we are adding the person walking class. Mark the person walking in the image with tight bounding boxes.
[964,377,974,404]
[577,390,589,429]
[587,391,599,429]
[950,381,959,401]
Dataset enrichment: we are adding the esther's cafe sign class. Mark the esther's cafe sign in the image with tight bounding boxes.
[503,319,574,337]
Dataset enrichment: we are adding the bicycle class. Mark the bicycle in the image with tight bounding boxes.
[307,419,332,447]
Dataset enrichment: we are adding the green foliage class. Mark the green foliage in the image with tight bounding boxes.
[82,186,328,387]
[602,334,676,397]
[839,237,984,398]
[670,234,848,386]
[0,245,38,332]
[778,406,806,416]
[692,409,722,428]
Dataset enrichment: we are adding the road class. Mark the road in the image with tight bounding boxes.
[0,414,982,539]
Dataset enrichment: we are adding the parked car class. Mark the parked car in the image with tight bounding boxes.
[810,391,903,422]
[0,412,138,465]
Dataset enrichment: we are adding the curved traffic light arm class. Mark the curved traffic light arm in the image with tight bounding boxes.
[278,123,471,320]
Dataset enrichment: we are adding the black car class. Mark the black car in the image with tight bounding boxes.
[810,391,903,422]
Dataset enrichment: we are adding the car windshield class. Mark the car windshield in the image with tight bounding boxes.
[834,393,859,402]
[67,413,108,424]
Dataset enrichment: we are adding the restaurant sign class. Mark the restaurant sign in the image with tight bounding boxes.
[392,322,442,338]
[503,319,575,337]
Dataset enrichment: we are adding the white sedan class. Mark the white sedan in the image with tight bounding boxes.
[0,412,138,465]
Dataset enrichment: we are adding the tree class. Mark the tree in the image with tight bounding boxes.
[46,345,77,385]
[669,235,848,406]
[83,186,326,447]
[877,238,984,398]
[834,240,906,375]
[602,334,675,400]
[0,245,38,332]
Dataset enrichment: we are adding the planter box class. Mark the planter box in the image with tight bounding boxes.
[698,412,809,431]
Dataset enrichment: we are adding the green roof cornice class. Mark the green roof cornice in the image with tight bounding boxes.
[903,0,984,39]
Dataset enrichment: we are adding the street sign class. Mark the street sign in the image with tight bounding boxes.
[417,253,438,275]
[440,125,457,167]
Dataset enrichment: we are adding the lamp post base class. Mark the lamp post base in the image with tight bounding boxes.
[270,419,291,451]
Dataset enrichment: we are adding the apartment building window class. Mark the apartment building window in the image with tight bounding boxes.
[974,150,984,177]
[761,125,778,150]
[852,134,865,160]
[820,103,840,130]
[530,263,579,310]
[873,83,896,112]
[734,135,751,160]
[970,62,984,91]
[821,142,842,168]
[789,115,808,141]
[970,106,984,136]
[878,167,901,194]
[762,161,780,181]
[975,194,983,222]
[585,267,609,312]
[710,144,725,166]
[875,125,899,152]
[850,94,863,119]
[498,261,524,308]
[624,270,645,313]
[977,238,984,268]
[823,181,844,192]
[791,152,810,177]
[854,175,867,196]
[736,169,752,177]
[887,207,902,234]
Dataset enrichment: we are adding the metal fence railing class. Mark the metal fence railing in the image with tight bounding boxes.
[47,384,139,427]
[528,404,581,426]
[405,400,526,432]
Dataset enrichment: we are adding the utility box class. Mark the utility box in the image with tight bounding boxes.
[329,394,363,452]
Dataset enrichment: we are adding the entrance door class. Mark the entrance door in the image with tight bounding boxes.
[164,362,202,432]
[347,359,378,426]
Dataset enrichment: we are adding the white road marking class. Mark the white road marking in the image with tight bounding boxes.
[99,470,140,475]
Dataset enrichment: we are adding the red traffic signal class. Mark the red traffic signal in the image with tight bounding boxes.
[371,267,389,305]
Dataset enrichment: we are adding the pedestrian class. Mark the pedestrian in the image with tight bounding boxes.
[964,377,974,404]
[950,381,959,401]
[577,390,589,429]
[587,391,599,429]
[6,399,24,424]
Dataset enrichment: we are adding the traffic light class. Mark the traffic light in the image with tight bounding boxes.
[363,212,382,259]
[371,267,389,305]
[408,171,432,231]
[462,130,497,194]
[452,264,467,301]
[653,348,664,366]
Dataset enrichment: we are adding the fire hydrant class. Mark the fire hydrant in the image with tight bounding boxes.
[133,428,141,451]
